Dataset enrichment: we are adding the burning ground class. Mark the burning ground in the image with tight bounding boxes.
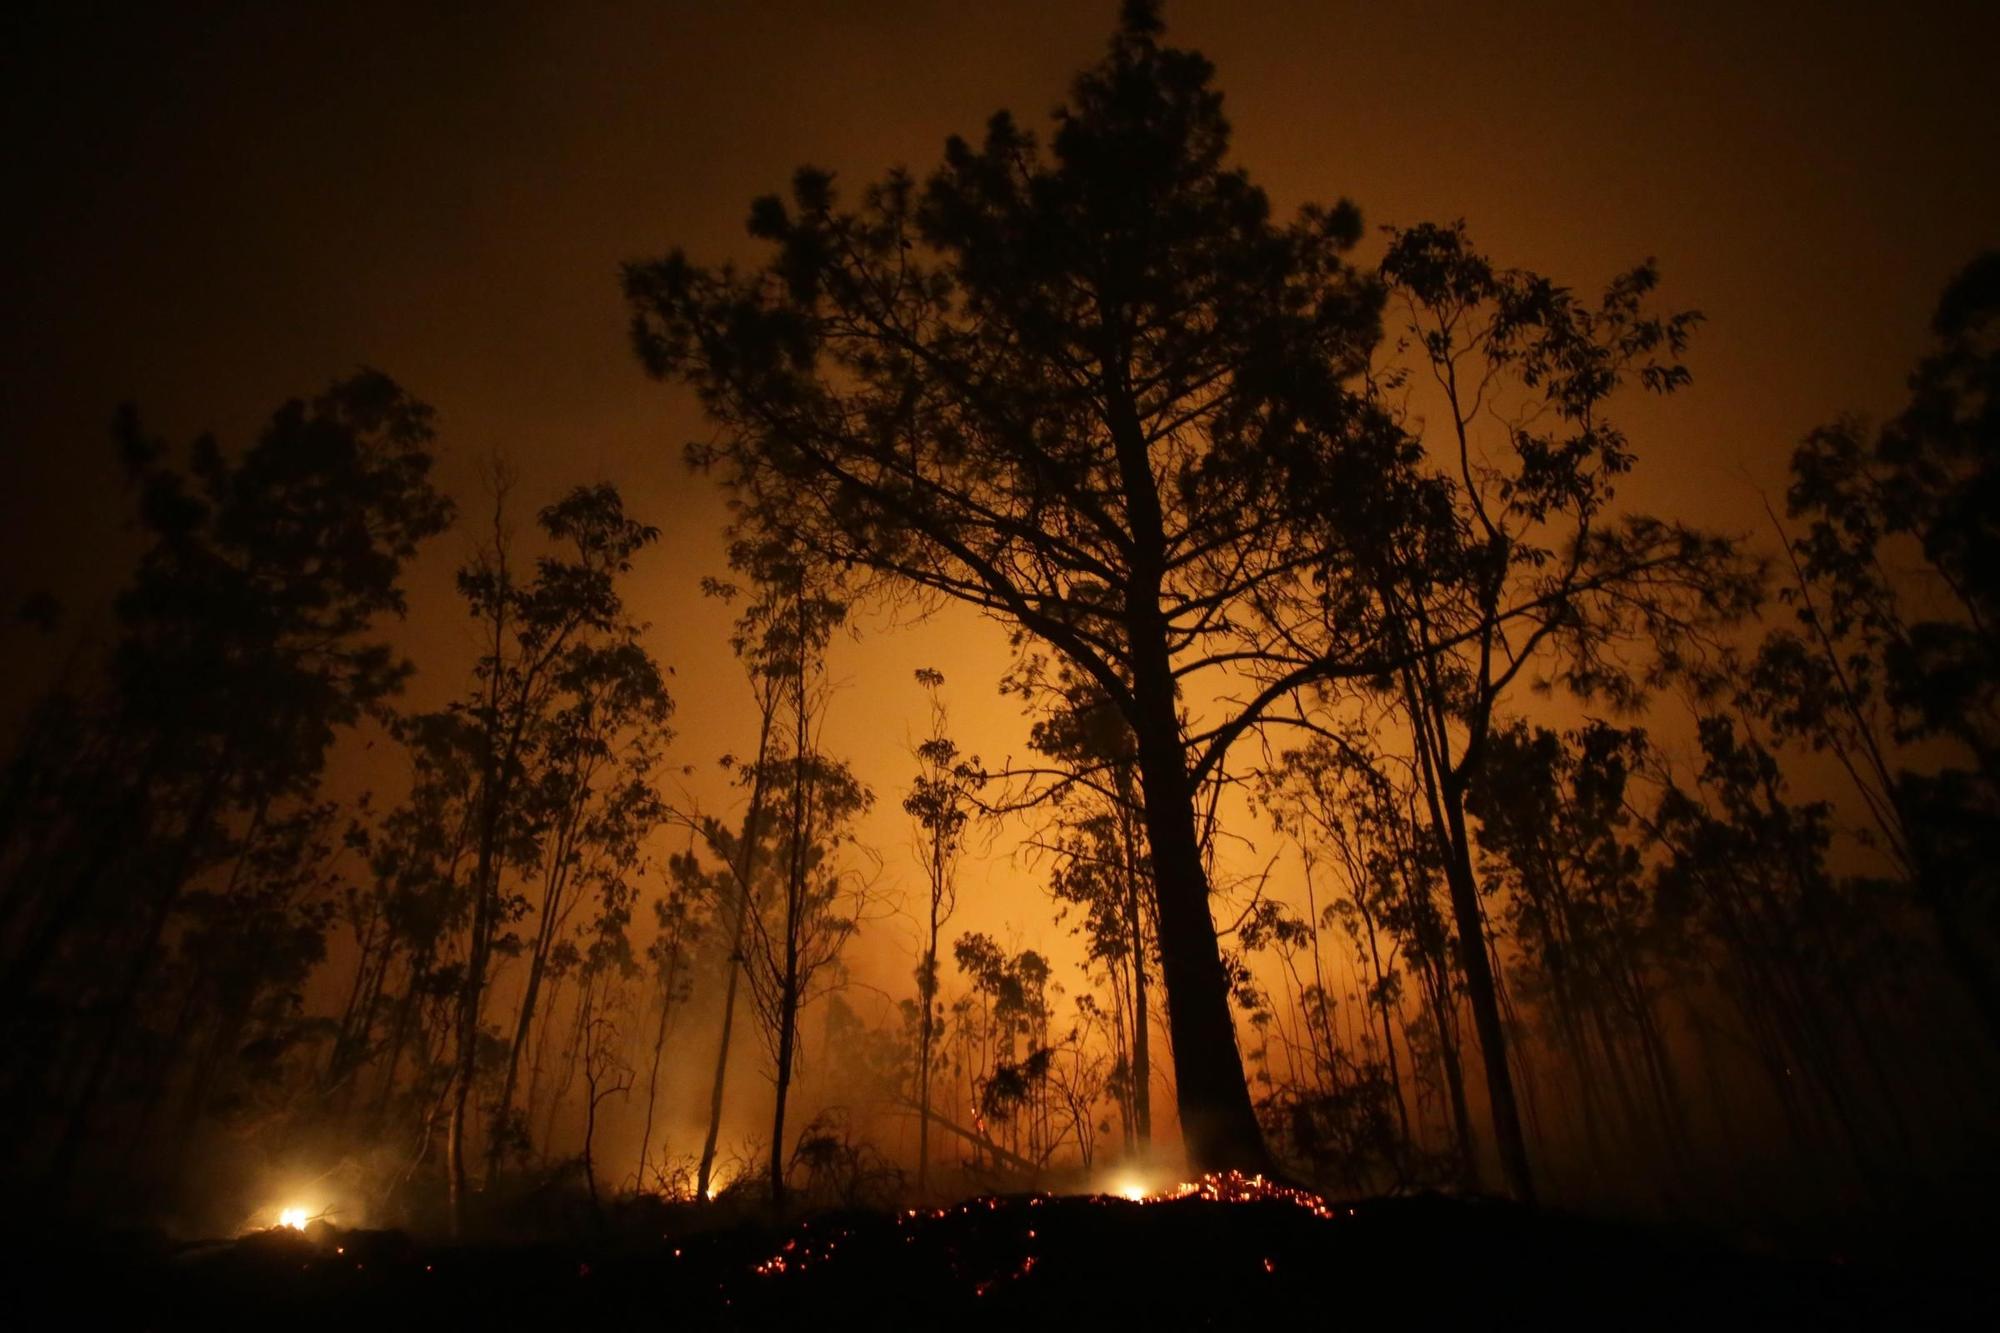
[6,1176,1984,1328]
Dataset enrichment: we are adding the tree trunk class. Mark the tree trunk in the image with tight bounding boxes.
[769,978,797,1207]
[1117,767,1152,1146]
[770,656,810,1211]
[444,932,484,1233]
[1439,793,1535,1202]
[487,808,586,1192]
[1105,357,1268,1177]
[696,698,775,1201]
[636,932,683,1192]
[917,913,938,1195]
[1432,978,1477,1187]
[1128,688,1271,1176]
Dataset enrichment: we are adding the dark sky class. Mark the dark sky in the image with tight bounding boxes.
[4,0,1997,966]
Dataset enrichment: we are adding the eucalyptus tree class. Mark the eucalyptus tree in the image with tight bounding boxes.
[686,607,783,1203]
[1336,221,1758,1199]
[1258,737,1424,1174]
[903,668,977,1194]
[748,559,873,1206]
[339,708,482,1138]
[484,619,674,1190]
[953,933,1058,1167]
[685,539,847,1201]
[436,481,662,1231]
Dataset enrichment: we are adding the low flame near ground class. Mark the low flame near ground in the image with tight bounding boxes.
[748,1174,1348,1294]
[1116,1172,1348,1220]
[1087,1171,1346,1215]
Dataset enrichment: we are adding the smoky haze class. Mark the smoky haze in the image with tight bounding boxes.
[3,0,1997,1242]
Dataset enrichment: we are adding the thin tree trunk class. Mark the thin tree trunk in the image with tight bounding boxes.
[1117,766,1152,1146]
[769,975,797,1206]
[770,645,811,1210]
[917,895,939,1195]
[1404,674,1535,1202]
[1434,989,1476,1186]
[696,696,776,1201]
[635,923,683,1191]
[486,799,587,1190]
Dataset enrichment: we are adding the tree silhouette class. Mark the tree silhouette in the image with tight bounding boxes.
[903,668,976,1195]
[684,574,786,1203]
[434,480,663,1232]
[1468,721,1688,1179]
[1748,249,2000,1041]
[0,371,451,1199]
[482,589,672,1191]
[1266,220,1754,1198]
[626,0,1432,1175]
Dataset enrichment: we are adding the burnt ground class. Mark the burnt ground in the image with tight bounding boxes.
[2,1190,1991,1329]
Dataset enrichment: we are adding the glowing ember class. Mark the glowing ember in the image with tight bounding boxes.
[1102,1171,1341,1218]
[277,1207,309,1231]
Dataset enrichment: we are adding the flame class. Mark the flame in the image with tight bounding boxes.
[277,1206,309,1231]
[1098,1171,1341,1218]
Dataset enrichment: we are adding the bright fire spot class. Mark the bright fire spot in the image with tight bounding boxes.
[1113,1180,1149,1201]
[278,1207,309,1231]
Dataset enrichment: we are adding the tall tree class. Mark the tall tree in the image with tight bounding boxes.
[438,481,661,1232]
[483,609,673,1189]
[903,668,976,1195]
[626,1,1421,1174]
[738,562,871,1206]
[1339,221,1754,1198]
[682,544,821,1201]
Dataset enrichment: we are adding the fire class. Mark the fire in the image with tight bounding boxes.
[1098,1171,1342,1218]
[277,1207,310,1231]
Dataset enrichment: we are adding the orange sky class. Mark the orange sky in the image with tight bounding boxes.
[4,0,1997,1046]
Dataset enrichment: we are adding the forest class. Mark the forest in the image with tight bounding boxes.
[1,1,1995,1322]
